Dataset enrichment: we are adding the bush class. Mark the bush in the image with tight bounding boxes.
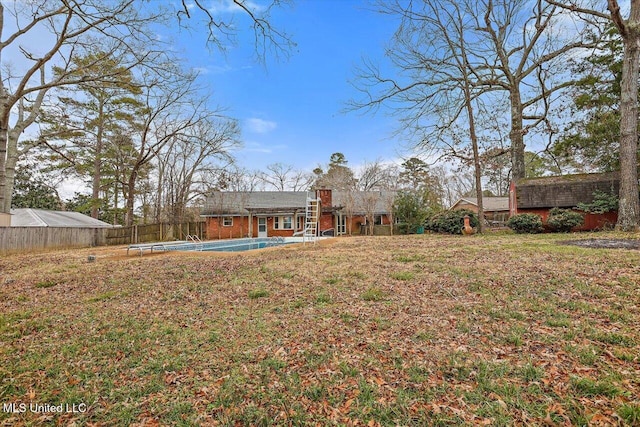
[547,208,584,232]
[426,209,479,234]
[393,191,433,234]
[507,213,543,234]
[577,190,619,214]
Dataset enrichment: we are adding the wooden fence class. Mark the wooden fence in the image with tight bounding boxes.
[0,227,108,254]
[0,221,206,254]
[105,221,206,245]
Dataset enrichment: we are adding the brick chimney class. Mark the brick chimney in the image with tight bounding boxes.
[315,188,333,234]
[316,188,332,208]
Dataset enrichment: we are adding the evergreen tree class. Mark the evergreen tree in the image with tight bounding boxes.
[551,27,630,172]
[313,152,357,190]
[38,51,144,221]
[11,167,60,210]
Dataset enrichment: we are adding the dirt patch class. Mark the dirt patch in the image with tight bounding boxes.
[560,238,640,250]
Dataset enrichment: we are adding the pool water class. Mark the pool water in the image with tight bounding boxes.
[164,237,300,253]
[201,240,286,252]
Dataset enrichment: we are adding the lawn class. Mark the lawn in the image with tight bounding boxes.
[0,233,639,426]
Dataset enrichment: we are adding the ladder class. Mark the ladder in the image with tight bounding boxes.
[303,194,321,244]
[186,234,203,251]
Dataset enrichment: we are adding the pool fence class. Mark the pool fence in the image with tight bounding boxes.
[0,221,205,254]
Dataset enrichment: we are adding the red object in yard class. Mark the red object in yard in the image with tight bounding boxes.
[462,215,474,235]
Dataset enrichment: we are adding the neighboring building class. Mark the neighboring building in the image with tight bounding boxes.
[509,172,619,230]
[8,208,114,228]
[450,197,510,223]
[201,188,395,239]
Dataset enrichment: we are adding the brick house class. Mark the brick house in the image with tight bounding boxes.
[450,197,510,223]
[509,172,620,230]
[201,188,395,239]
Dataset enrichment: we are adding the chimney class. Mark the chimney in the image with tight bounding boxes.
[316,187,332,208]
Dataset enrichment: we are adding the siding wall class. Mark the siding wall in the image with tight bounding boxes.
[515,209,618,231]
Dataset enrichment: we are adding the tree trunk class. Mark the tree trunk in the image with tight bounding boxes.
[3,133,18,213]
[126,171,137,226]
[611,0,640,231]
[92,101,105,219]
[0,93,10,213]
[509,87,526,181]
[616,29,640,230]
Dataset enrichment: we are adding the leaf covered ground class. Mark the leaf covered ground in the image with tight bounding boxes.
[0,233,639,426]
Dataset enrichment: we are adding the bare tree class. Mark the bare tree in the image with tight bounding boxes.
[121,68,223,226]
[259,162,314,191]
[546,0,640,230]
[0,0,161,213]
[356,159,391,191]
[442,170,476,207]
[155,118,239,224]
[352,1,491,232]
[353,0,602,186]
[473,0,602,180]
[175,0,294,61]
[0,0,292,215]
[207,165,263,193]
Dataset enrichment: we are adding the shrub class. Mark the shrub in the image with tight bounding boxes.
[426,209,479,235]
[507,213,543,234]
[547,208,584,232]
[393,191,433,234]
[577,190,618,214]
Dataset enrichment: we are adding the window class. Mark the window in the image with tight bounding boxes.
[273,216,293,230]
[375,215,384,225]
[222,217,233,227]
[297,215,305,230]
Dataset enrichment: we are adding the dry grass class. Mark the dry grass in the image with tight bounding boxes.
[0,233,639,425]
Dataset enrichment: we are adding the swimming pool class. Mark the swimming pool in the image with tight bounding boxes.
[157,237,302,253]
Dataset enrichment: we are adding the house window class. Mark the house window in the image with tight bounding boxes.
[222,217,233,227]
[297,215,305,230]
[274,216,293,230]
[374,215,384,225]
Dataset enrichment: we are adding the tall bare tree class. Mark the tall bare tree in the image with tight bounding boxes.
[352,0,492,232]
[354,0,601,185]
[155,118,239,224]
[175,0,294,61]
[546,0,640,230]
[121,68,222,226]
[0,0,162,213]
[356,159,392,191]
[259,162,313,191]
[0,0,292,216]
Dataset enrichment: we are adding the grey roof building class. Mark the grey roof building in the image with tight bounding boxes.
[9,208,114,228]
[201,190,396,216]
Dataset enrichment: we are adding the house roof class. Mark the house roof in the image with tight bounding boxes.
[9,208,114,228]
[450,197,509,212]
[514,172,620,209]
[201,190,397,216]
[202,191,309,216]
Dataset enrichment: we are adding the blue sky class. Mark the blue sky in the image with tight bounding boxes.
[174,0,407,172]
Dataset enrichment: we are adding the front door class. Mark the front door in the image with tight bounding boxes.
[258,217,267,238]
